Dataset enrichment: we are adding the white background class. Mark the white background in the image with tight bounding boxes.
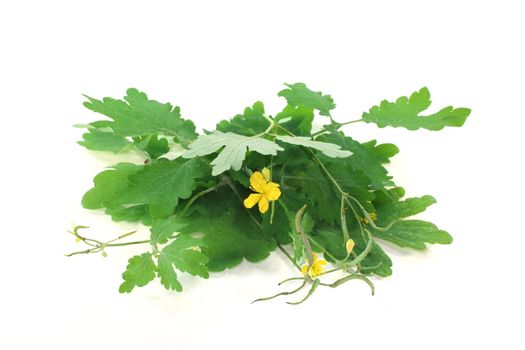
[1,1,524,349]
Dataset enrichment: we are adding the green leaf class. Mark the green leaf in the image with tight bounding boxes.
[106,205,151,225]
[299,160,374,223]
[374,191,437,226]
[361,140,399,164]
[275,135,352,158]
[319,131,394,189]
[362,87,471,131]
[274,105,314,136]
[278,83,336,116]
[313,226,393,277]
[133,135,169,159]
[360,242,393,277]
[261,203,291,244]
[83,88,197,145]
[78,129,131,153]
[177,187,276,271]
[150,216,187,246]
[119,253,157,293]
[372,220,453,250]
[81,163,143,210]
[216,101,269,136]
[182,131,283,176]
[116,158,208,218]
[157,236,209,292]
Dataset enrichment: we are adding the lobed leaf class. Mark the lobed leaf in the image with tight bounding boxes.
[275,135,352,158]
[119,253,157,293]
[278,83,336,116]
[362,87,471,131]
[182,131,283,176]
[157,236,209,292]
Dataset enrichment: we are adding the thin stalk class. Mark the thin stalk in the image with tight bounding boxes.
[295,205,314,267]
[251,280,307,304]
[179,180,227,217]
[287,278,321,305]
[321,274,375,295]
[311,119,363,137]
[341,195,350,242]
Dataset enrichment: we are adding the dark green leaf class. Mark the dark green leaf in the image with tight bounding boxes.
[177,187,276,272]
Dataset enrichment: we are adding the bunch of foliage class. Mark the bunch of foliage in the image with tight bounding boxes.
[69,83,470,303]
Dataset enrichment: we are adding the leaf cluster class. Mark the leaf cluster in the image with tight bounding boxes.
[73,83,470,298]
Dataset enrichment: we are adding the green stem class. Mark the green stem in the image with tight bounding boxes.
[346,229,374,268]
[321,274,375,295]
[307,235,340,263]
[253,114,275,138]
[66,228,148,257]
[278,277,306,285]
[179,179,227,217]
[311,119,363,137]
[341,195,350,243]
[277,243,301,271]
[287,278,320,305]
[251,280,307,304]
[295,205,314,267]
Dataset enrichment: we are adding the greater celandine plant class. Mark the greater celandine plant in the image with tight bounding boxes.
[68,83,471,304]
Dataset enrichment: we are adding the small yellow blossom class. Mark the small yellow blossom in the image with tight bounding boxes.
[360,212,378,225]
[345,239,355,254]
[301,253,328,278]
[243,168,281,214]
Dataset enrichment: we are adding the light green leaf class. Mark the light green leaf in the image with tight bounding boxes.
[362,87,471,131]
[157,236,209,292]
[119,253,156,293]
[182,131,283,176]
[275,135,352,158]
[278,83,336,116]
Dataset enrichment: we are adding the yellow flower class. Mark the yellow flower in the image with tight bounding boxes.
[243,168,281,214]
[301,253,328,278]
[360,212,378,225]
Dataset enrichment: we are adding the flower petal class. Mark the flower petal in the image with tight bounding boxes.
[316,259,327,267]
[258,196,269,213]
[265,182,281,201]
[261,167,271,181]
[244,193,262,209]
[250,171,266,193]
[301,265,309,276]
